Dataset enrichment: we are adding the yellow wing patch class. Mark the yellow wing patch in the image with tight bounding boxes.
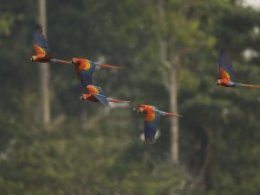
[220,69,231,81]
[86,85,99,94]
[81,60,91,70]
[34,44,46,55]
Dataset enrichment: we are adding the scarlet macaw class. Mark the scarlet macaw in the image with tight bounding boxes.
[80,85,130,107]
[72,57,127,106]
[136,104,181,144]
[216,49,260,88]
[31,24,70,64]
[72,57,121,86]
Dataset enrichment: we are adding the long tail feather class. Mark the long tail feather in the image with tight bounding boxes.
[237,83,260,89]
[51,58,71,64]
[107,98,131,103]
[98,63,122,69]
[165,112,182,118]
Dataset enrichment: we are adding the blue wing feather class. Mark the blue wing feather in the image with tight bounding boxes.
[33,25,50,53]
[219,49,235,81]
[144,122,157,142]
[90,85,108,106]
[93,94,109,107]
[79,62,96,86]
[144,111,161,142]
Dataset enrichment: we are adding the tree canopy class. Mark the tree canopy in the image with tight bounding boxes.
[0,0,260,194]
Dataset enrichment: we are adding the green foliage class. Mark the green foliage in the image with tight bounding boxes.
[0,0,260,194]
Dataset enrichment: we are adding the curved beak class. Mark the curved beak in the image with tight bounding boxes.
[30,56,35,62]
[132,107,139,112]
[216,80,220,85]
[133,107,142,113]
[79,95,83,100]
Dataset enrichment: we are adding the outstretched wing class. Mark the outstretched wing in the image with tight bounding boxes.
[93,94,109,107]
[87,85,109,107]
[74,60,96,86]
[33,24,50,55]
[218,49,235,81]
[80,63,96,86]
[144,111,161,144]
[155,109,182,117]
[94,62,122,70]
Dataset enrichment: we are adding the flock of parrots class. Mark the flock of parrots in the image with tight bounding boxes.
[31,24,260,144]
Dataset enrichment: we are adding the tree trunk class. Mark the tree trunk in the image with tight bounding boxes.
[170,67,179,164]
[39,0,50,127]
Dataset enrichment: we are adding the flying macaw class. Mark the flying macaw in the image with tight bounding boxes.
[216,49,260,88]
[80,84,130,107]
[72,57,121,86]
[136,104,181,144]
[31,24,70,64]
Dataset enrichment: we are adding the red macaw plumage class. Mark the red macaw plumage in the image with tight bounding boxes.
[72,57,121,86]
[80,85,130,107]
[216,49,260,89]
[72,58,127,106]
[136,104,181,144]
[31,24,70,64]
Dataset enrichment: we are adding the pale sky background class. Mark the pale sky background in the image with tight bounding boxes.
[245,0,260,7]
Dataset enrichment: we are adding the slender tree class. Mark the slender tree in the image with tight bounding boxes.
[156,0,180,163]
[146,0,218,164]
[38,0,50,127]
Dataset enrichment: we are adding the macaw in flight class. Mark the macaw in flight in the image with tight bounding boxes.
[136,104,181,144]
[80,85,130,107]
[216,49,260,89]
[72,57,122,86]
[72,57,128,106]
[31,24,71,64]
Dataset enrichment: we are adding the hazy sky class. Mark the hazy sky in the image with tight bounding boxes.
[245,0,260,7]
